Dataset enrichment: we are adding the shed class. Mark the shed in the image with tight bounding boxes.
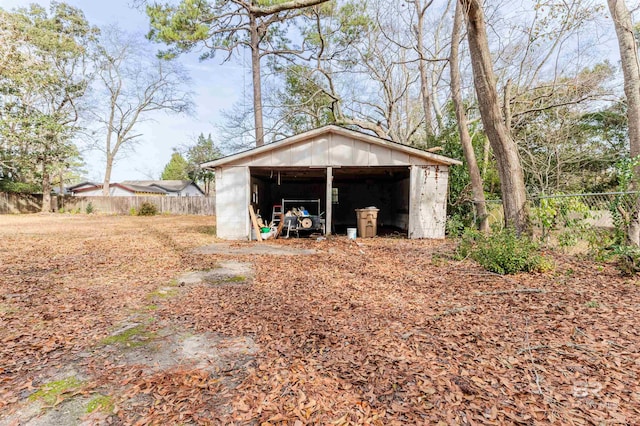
[202,125,461,240]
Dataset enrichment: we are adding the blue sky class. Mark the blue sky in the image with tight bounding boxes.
[1,0,246,182]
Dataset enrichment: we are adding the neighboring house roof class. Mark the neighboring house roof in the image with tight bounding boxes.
[122,184,167,194]
[72,183,165,195]
[67,181,98,191]
[122,180,204,194]
[201,124,462,169]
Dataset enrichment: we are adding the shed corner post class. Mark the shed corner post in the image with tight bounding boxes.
[408,165,417,239]
[246,166,251,240]
[325,166,333,235]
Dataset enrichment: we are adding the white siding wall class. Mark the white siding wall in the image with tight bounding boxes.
[215,166,249,239]
[181,184,204,196]
[231,134,431,167]
[166,184,203,197]
[408,165,449,239]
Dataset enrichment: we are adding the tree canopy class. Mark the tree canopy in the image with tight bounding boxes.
[185,133,220,196]
[161,151,189,180]
[0,2,97,209]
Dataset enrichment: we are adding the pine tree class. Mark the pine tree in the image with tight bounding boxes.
[161,152,189,180]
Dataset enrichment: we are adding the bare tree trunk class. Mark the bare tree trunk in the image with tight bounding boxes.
[58,170,64,196]
[460,0,529,233]
[41,162,51,213]
[482,135,490,178]
[450,2,488,233]
[608,0,640,245]
[503,78,512,131]
[249,13,265,147]
[103,153,114,196]
[413,0,434,140]
[102,102,116,196]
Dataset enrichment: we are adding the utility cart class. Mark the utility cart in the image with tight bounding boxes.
[279,198,325,238]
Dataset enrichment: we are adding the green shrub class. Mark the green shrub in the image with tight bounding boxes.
[456,228,552,274]
[445,214,467,237]
[85,202,94,214]
[129,206,137,216]
[532,195,592,247]
[610,244,640,276]
[0,180,39,193]
[137,202,158,216]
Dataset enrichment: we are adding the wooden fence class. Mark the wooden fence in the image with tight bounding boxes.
[0,193,216,216]
[0,192,43,214]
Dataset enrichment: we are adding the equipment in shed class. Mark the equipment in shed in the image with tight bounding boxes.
[271,204,283,228]
[279,199,325,238]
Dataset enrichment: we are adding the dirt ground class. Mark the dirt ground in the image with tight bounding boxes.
[0,214,639,425]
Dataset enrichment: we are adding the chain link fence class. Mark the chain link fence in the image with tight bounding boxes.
[534,192,640,230]
[463,192,640,232]
[537,192,639,210]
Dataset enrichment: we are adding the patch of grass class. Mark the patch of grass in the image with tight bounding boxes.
[430,253,449,267]
[585,300,599,308]
[29,377,85,405]
[0,303,16,314]
[204,275,248,285]
[147,287,179,299]
[101,324,156,348]
[143,304,159,311]
[192,225,216,235]
[86,394,114,414]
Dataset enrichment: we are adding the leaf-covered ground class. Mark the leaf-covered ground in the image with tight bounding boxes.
[1,214,639,425]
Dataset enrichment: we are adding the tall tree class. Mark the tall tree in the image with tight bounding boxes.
[608,0,640,245]
[0,3,95,210]
[186,133,220,196]
[460,0,530,233]
[498,1,606,134]
[146,0,330,147]
[161,151,189,180]
[511,64,619,194]
[403,0,452,141]
[274,1,417,141]
[90,27,192,196]
[450,1,488,232]
[273,64,336,135]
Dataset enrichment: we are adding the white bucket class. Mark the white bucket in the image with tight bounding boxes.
[347,228,357,240]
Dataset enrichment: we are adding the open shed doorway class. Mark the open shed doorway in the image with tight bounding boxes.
[332,167,410,235]
[250,166,410,237]
[250,167,327,235]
